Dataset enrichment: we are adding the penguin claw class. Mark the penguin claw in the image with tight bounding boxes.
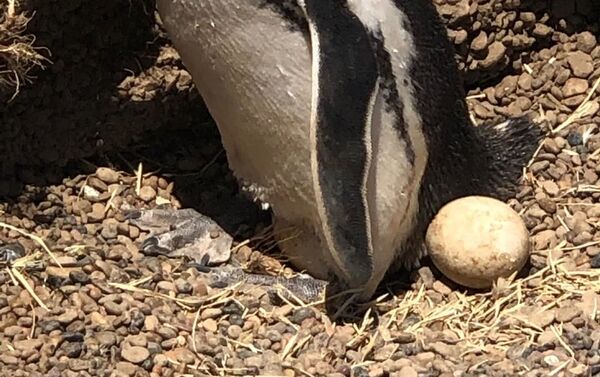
[186,254,213,273]
[140,237,171,256]
[141,236,158,250]
[123,209,142,220]
[132,207,234,266]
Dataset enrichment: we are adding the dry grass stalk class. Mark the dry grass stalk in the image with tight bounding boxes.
[4,251,48,310]
[0,1,50,101]
[552,75,600,135]
[135,162,143,196]
[104,185,120,214]
[0,220,62,268]
[370,256,600,356]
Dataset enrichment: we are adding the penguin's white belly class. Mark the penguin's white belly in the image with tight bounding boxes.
[157,0,338,276]
[158,1,314,213]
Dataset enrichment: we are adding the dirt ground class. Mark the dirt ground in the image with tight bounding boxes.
[0,0,600,376]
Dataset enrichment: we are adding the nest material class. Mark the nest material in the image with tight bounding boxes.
[0,0,50,101]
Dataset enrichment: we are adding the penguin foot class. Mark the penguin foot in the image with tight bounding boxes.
[196,264,328,303]
[127,207,328,303]
[127,207,234,266]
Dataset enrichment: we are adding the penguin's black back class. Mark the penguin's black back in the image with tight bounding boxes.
[392,0,542,267]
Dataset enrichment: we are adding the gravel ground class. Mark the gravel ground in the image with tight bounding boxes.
[1,1,600,377]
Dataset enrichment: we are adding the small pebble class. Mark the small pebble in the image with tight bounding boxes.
[591,254,600,268]
[121,346,150,364]
[567,131,583,146]
[96,167,120,184]
[138,186,157,202]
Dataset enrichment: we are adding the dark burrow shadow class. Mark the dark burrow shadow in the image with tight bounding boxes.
[0,0,269,252]
[0,0,204,192]
[76,123,272,239]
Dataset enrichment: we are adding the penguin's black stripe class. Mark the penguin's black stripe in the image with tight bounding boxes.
[367,30,416,165]
[389,0,487,268]
[303,0,378,285]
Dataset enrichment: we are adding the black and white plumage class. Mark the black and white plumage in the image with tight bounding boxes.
[151,0,542,301]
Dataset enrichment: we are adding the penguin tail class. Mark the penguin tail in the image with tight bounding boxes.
[474,114,545,201]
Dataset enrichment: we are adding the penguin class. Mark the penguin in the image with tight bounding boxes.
[141,0,542,302]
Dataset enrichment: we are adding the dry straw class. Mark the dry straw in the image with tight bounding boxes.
[0,0,50,101]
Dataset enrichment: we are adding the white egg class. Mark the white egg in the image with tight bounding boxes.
[425,195,530,289]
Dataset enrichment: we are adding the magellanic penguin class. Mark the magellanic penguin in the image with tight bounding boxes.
[148,0,542,301]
